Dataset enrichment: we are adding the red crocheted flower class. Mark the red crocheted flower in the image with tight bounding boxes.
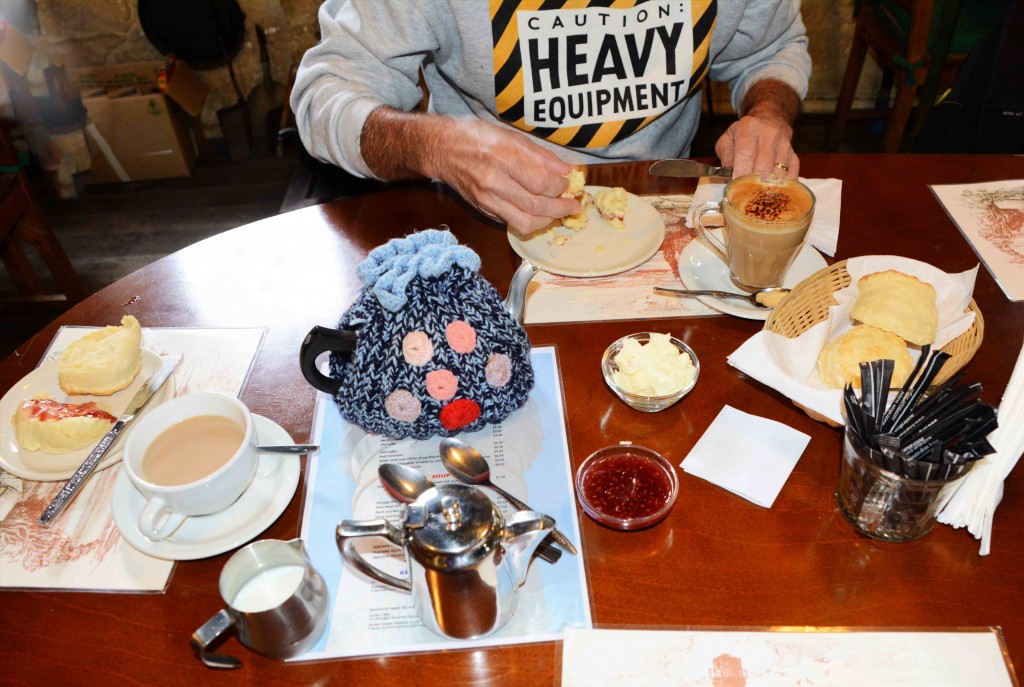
[439,398,481,431]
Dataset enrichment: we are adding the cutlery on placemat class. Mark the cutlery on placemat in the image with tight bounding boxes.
[439,437,578,556]
[38,354,183,526]
[649,159,733,179]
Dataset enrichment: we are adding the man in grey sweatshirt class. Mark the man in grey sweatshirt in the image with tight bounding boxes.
[292,1,811,235]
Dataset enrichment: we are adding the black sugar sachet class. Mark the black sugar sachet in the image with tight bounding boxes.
[882,344,932,430]
[885,350,951,433]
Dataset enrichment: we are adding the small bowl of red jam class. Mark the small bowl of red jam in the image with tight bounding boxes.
[575,443,679,530]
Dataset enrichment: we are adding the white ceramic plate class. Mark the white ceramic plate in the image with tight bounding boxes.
[507,186,666,278]
[0,349,176,481]
[677,229,828,321]
[112,414,300,561]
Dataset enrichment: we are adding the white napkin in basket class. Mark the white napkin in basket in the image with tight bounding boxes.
[727,256,979,426]
[685,177,843,256]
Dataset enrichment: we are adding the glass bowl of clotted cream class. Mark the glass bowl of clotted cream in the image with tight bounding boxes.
[601,332,699,412]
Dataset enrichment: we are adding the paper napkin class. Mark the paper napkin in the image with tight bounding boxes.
[681,405,810,508]
[728,256,979,426]
[686,177,843,256]
[937,340,1024,555]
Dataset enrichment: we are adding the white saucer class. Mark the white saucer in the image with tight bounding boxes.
[0,350,176,481]
[677,229,828,320]
[508,186,666,278]
[112,414,300,561]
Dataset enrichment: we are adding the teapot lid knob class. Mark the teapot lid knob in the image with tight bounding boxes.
[440,495,462,531]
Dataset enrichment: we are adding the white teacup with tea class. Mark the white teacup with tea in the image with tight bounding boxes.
[124,391,258,541]
[692,173,817,290]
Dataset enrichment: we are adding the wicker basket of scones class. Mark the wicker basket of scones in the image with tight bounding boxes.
[765,260,985,424]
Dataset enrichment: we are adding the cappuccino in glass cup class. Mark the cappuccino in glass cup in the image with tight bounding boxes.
[692,174,816,289]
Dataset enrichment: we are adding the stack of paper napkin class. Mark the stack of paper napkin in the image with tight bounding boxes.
[937,341,1024,555]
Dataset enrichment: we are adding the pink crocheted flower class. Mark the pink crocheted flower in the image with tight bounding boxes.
[402,331,433,367]
[425,369,458,401]
[446,320,477,354]
[385,389,421,422]
[485,353,512,387]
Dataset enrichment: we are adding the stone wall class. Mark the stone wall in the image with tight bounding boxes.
[27,0,322,134]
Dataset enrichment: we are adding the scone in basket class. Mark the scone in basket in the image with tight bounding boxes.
[765,260,985,424]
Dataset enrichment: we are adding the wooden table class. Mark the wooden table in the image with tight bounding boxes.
[2,155,1022,685]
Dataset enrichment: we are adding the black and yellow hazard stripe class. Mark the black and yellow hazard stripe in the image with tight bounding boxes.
[489,0,716,148]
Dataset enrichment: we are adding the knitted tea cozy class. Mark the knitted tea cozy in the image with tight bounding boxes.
[329,229,534,439]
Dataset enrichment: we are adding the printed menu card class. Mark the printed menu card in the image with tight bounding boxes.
[298,346,591,660]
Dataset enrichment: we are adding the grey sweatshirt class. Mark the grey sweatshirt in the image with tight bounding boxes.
[292,0,811,178]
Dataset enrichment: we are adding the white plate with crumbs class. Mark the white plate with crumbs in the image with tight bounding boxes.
[507,186,666,278]
[0,350,176,481]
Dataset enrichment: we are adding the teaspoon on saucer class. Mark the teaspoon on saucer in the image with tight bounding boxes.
[654,286,790,309]
[258,445,319,454]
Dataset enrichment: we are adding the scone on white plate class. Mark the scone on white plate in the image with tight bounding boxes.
[595,187,627,229]
[12,396,116,453]
[59,315,143,396]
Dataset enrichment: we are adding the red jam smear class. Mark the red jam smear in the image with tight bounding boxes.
[581,454,673,520]
[18,398,117,423]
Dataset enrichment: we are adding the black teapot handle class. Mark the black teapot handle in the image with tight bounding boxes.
[299,326,357,395]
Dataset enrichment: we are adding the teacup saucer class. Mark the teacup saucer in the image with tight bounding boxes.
[677,229,828,321]
[112,414,300,560]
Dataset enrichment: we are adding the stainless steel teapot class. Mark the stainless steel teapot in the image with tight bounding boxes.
[336,482,554,640]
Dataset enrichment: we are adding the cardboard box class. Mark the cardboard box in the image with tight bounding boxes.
[72,61,208,184]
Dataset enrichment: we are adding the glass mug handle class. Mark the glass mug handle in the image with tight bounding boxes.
[691,200,729,263]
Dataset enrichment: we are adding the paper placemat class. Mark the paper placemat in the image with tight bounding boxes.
[0,327,265,592]
[562,627,1015,686]
[523,193,716,324]
[930,179,1024,301]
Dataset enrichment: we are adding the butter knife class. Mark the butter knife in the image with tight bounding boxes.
[649,159,733,178]
[38,354,183,526]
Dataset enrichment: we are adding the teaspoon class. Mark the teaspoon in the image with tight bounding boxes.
[439,438,578,556]
[258,445,319,454]
[654,285,791,309]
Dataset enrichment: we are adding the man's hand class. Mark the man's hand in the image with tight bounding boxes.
[714,78,802,178]
[362,108,579,235]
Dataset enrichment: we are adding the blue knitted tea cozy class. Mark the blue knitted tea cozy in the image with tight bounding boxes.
[329,229,534,439]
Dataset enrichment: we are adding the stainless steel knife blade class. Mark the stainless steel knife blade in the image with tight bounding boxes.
[37,354,183,526]
[649,159,733,178]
